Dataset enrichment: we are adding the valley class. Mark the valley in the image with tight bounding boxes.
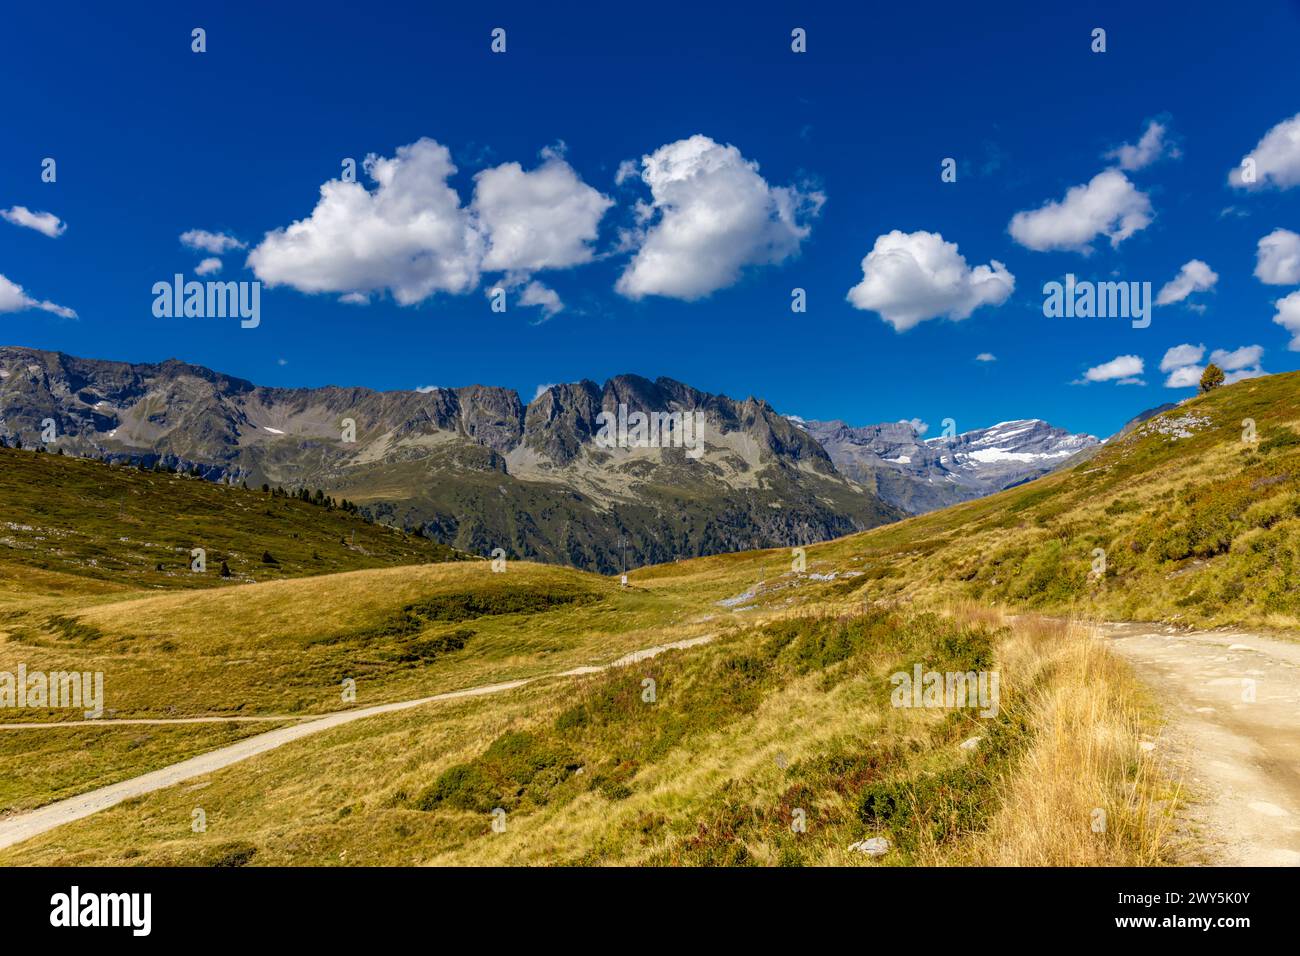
[1,366,1297,865]
[1,346,1103,572]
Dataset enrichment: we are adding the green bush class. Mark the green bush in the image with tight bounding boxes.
[414,764,497,812]
[202,841,259,867]
[1259,429,1300,454]
[856,763,992,851]
[392,628,474,663]
[414,730,578,813]
[1003,540,1082,604]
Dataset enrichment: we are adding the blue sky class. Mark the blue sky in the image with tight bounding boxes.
[2,0,1299,438]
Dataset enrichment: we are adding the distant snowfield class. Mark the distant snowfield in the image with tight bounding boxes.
[964,447,1074,464]
[263,427,285,435]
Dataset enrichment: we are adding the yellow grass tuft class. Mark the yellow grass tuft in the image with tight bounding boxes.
[940,611,1181,866]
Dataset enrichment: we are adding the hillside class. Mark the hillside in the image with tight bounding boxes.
[0,443,461,595]
[0,597,1167,867]
[0,561,686,720]
[621,371,1300,635]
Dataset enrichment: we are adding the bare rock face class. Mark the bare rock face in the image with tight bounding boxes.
[0,346,902,572]
[523,380,603,466]
[455,385,525,452]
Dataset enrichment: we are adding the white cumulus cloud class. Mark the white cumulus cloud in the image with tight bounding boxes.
[1255,228,1300,285]
[194,257,222,276]
[845,230,1014,331]
[0,273,76,318]
[1164,364,1203,388]
[1229,112,1300,190]
[1159,343,1205,372]
[1210,344,1264,372]
[615,134,822,301]
[1210,345,1267,383]
[248,138,482,304]
[1156,259,1218,306]
[472,154,612,273]
[1009,169,1152,253]
[518,280,564,319]
[1162,343,1266,386]
[1273,290,1300,350]
[900,417,929,436]
[1082,354,1144,384]
[975,352,997,362]
[1,206,66,238]
[1104,120,1175,171]
[180,229,246,254]
[248,139,611,307]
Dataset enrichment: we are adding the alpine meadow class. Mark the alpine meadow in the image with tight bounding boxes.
[1,0,1297,940]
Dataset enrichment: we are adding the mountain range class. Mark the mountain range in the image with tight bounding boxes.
[0,346,1100,571]
[793,417,1101,514]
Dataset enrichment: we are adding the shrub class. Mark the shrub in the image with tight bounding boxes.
[393,628,473,663]
[202,842,259,867]
[414,730,578,813]
[1259,429,1300,454]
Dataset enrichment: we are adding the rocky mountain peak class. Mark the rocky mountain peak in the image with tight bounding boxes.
[795,413,1099,514]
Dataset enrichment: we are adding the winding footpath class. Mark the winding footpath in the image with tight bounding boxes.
[4,623,1297,865]
[0,635,713,852]
[1096,621,1300,866]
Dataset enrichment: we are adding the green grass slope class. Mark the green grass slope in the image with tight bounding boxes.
[637,371,1300,631]
[0,445,462,595]
[0,561,696,720]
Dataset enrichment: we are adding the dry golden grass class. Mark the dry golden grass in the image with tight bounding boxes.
[936,610,1181,866]
[639,373,1300,634]
[1,604,1181,867]
[0,560,705,720]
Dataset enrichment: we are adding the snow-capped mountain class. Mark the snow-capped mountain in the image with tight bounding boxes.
[794,417,1100,514]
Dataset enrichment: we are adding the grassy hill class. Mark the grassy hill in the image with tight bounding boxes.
[1,604,1169,866]
[0,444,463,597]
[0,561,695,720]
[7,372,1298,865]
[688,370,1300,631]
